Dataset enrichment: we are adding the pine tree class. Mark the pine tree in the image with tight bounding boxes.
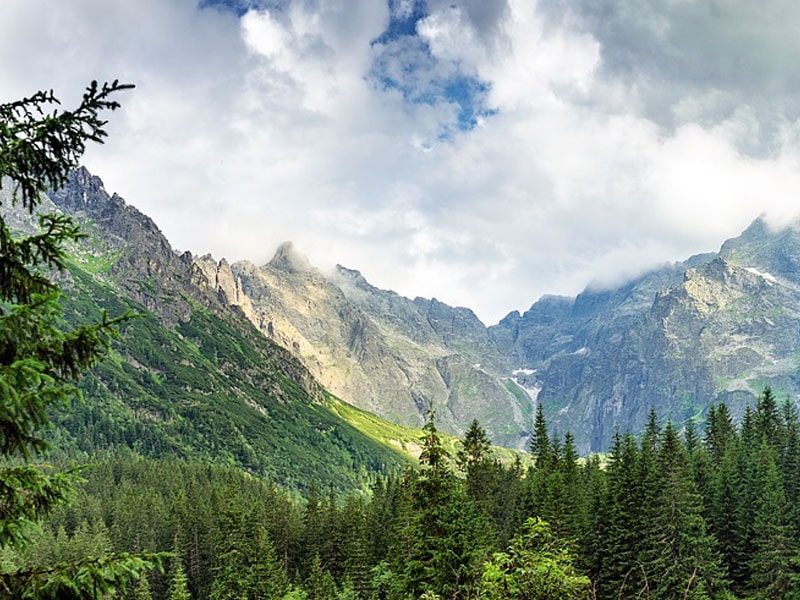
[647,422,727,600]
[395,410,489,599]
[133,574,153,600]
[0,81,162,598]
[456,419,492,472]
[480,517,590,600]
[209,497,289,600]
[755,386,784,450]
[705,403,735,466]
[597,433,649,599]
[530,403,550,469]
[780,400,800,534]
[419,408,448,476]
[305,554,337,600]
[748,443,800,599]
[707,444,741,584]
[167,560,191,600]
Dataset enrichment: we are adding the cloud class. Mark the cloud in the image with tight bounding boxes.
[538,0,800,148]
[3,0,800,325]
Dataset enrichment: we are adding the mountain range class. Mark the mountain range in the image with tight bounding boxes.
[193,206,800,454]
[7,167,797,465]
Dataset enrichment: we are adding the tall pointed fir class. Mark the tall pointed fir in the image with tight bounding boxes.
[647,422,727,600]
[396,409,489,599]
[705,403,736,467]
[0,82,163,598]
[596,433,646,599]
[529,403,550,469]
[748,442,800,599]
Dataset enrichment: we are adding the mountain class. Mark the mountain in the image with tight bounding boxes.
[491,218,800,452]
[32,167,800,459]
[196,212,800,455]
[193,247,534,448]
[0,167,413,491]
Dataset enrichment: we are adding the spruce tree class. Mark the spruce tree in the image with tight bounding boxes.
[597,433,648,599]
[480,517,590,600]
[167,560,191,600]
[755,386,784,450]
[0,82,162,598]
[780,400,800,533]
[648,423,727,600]
[748,443,800,599]
[455,419,492,472]
[395,410,489,599]
[707,444,741,586]
[530,403,550,469]
[704,403,735,467]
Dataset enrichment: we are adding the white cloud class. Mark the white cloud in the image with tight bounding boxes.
[3,0,800,325]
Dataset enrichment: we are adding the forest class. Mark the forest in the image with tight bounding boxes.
[3,389,799,600]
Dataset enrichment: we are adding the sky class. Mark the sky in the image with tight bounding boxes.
[3,0,800,325]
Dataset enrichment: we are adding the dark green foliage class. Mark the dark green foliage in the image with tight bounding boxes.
[748,444,800,599]
[480,517,591,600]
[705,403,736,466]
[21,389,800,600]
[456,418,492,471]
[0,81,133,212]
[0,82,167,598]
[647,423,726,599]
[391,412,491,599]
[529,403,550,469]
[48,264,409,492]
[166,551,190,600]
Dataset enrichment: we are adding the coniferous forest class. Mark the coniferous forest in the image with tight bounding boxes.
[2,390,799,600]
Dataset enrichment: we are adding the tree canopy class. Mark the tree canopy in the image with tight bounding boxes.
[0,81,162,598]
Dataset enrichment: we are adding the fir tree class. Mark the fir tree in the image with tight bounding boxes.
[480,517,590,600]
[395,410,489,599]
[132,574,153,600]
[748,444,800,599]
[647,423,727,600]
[755,386,784,450]
[167,560,191,600]
[530,403,550,469]
[455,419,492,472]
[704,403,736,467]
[0,81,163,598]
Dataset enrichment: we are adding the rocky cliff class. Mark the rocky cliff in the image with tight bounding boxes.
[18,168,412,490]
[193,245,534,448]
[491,218,800,452]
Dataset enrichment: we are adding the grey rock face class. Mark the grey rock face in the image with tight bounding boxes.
[48,167,196,325]
[490,220,800,453]
[195,251,534,447]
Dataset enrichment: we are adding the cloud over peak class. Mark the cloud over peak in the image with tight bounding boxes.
[3,0,800,324]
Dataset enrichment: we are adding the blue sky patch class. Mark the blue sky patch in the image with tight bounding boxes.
[370,0,496,136]
[199,0,277,17]
[199,0,496,135]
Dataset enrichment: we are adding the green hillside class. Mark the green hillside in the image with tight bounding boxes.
[51,259,410,491]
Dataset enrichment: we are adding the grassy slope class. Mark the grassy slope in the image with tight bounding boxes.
[328,397,532,467]
[54,262,412,492]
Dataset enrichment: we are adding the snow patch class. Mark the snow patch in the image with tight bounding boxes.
[745,267,777,284]
[472,363,490,376]
[512,368,536,376]
[510,377,542,404]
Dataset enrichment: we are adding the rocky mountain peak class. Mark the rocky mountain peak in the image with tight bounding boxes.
[48,167,199,325]
[268,241,313,274]
[334,265,372,289]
